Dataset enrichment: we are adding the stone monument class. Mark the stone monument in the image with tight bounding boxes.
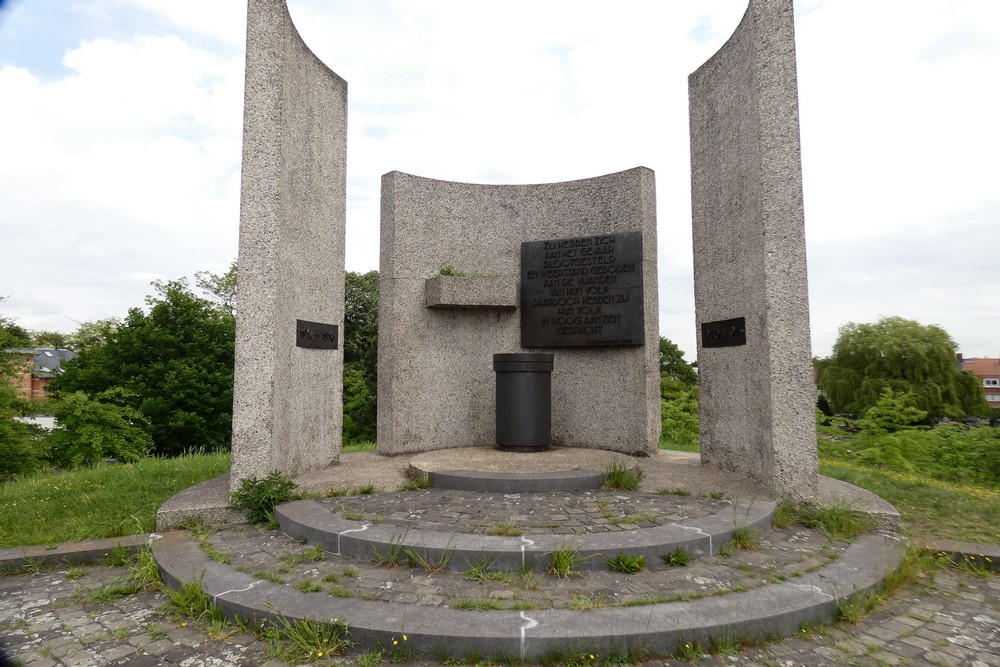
[689,0,818,498]
[230,0,347,488]
[378,169,661,456]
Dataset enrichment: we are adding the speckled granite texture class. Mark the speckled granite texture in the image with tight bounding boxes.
[378,168,660,456]
[689,0,817,498]
[230,0,347,489]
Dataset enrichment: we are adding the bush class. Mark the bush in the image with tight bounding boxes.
[229,471,299,524]
[860,388,927,435]
[46,389,152,468]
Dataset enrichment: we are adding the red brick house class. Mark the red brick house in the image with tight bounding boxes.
[957,355,1000,410]
[3,348,77,399]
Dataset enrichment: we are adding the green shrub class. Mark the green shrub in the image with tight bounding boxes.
[46,389,152,468]
[229,471,298,524]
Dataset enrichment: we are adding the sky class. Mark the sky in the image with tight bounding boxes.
[1,0,998,361]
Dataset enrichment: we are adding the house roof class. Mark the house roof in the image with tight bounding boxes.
[2,348,78,378]
[959,357,1000,378]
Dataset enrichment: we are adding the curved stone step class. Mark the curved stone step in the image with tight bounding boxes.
[152,529,904,661]
[276,497,776,573]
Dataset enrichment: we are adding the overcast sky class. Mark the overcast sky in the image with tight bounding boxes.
[1,0,998,360]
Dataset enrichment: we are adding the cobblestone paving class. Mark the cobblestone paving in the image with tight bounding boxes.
[207,521,845,610]
[1,561,996,666]
[0,565,283,667]
[318,490,730,535]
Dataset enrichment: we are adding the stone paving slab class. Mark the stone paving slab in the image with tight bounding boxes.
[2,538,996,666]
[278,495,776,574]
[201,520,848,610]
[317,488,729,535]
[153,527,904,661]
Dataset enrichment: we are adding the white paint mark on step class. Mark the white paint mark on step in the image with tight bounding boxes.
[336,523,371,555]
[519,611,538,660]
[520,535,535,568]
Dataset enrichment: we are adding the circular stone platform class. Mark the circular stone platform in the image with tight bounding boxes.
[407,446,642,493]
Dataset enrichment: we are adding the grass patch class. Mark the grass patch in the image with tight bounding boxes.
[658,439,700,453]
[486,522,524,536]
[601,458,641,491]
[567,593,607,610]
[661,547,694,567]
[657,487,691,496]
[605,553,646,574]
[547,541,590,578]
[818,460,999,544]
[454,598,505,611]
[773,499,875,542]
[0,452,230,549]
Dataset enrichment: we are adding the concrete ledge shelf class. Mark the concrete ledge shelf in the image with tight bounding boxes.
[425,275,516,310]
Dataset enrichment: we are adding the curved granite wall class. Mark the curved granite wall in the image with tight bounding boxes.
[688,0,817,497]
[231,0,347,487]
[379,168,660,456]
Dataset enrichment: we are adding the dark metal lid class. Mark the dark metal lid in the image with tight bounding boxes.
[493,353,554,372]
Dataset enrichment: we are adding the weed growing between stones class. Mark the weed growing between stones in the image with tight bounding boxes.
[661,546,693,567]
[373,531,407,567]
[657,487,691,496]
[252,570,285,584]
[567,594,606,610]
[454,598,505,611]
[710,635,740,656]
[86,547,160,603]
[398,468,431,491]
[403,543,453,572]
[674,639,707,660]
[259,608,352,663]
[296,579,323,593]
[486,521,525,536]
[605,553,646,574]
[103,544,132,566]
[772,500,874,542]
[547,541,590,578]
[229,471,299,525]
[835,591,884,624]
[302,545,325,561]
[601,458,641,491]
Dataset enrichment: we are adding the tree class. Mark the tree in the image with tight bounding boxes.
[29,330,73,349]
[195,261,238,317]
[819,316,988,419]
[343,270,378,443]
[0,375,46,479]
[659,336,698,386]
[46,388,152,468]
[658,336,699,447]
[52,279,235,456]
[65,318,121,353]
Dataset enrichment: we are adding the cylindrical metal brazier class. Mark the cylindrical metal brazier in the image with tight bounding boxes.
[493,353,553,452]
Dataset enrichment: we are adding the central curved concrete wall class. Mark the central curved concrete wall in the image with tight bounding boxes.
[378,168,660,456]
[231,0,347,487]
[689,0,817,498]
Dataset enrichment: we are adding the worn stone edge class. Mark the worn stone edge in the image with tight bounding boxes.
[0,534,151,570]
[276,497,776,573]
[152,529,903,660]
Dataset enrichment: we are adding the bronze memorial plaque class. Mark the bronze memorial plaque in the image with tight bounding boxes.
[520,232,644,347]
[296,319,339,349]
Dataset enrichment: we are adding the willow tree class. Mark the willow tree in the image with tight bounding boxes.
[819,316,987,419]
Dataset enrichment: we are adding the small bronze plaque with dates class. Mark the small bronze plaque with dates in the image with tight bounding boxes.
[296,320,338,349]
[701,317,746,348]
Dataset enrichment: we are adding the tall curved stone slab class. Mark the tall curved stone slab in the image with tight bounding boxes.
[231,0,347,488]
[689,0,817,498]
[379,168,660,456]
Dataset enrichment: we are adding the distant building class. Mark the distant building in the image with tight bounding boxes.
[957,355,1000,410]
[2,348,77,399]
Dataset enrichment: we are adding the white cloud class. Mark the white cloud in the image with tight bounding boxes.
[1,0,997,362]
